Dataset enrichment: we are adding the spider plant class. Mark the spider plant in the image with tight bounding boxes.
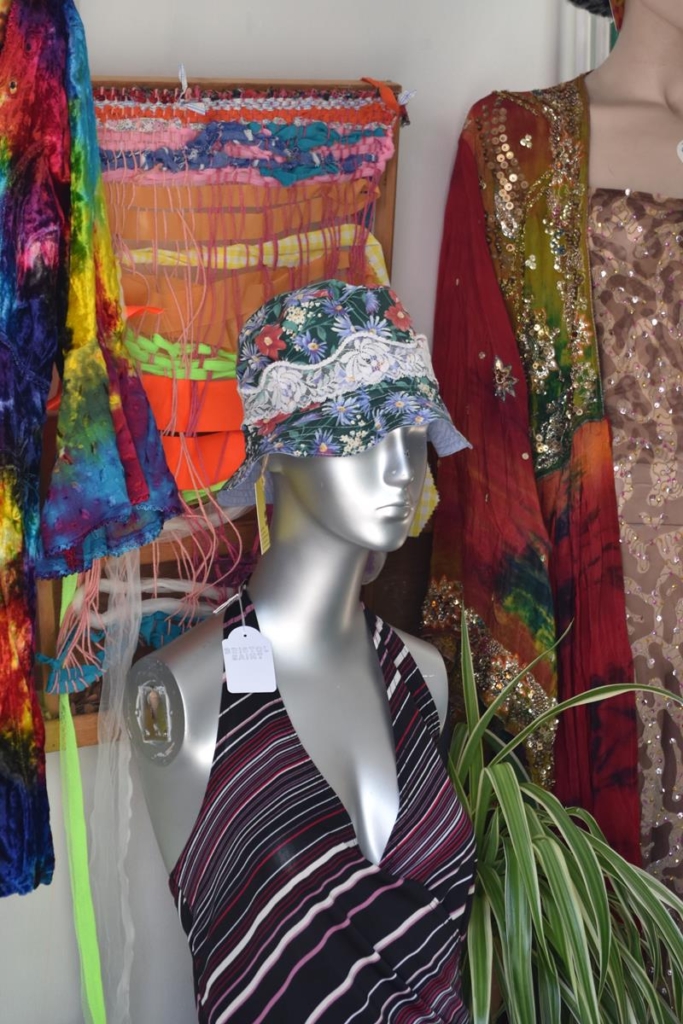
[450,614,683,1024]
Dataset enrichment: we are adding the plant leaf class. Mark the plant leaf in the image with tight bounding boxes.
[486,764,548,961]
[459,607,484,793]
[603,932,634,1024]
[502,839,536,1024]
[521,783,611,996]
[446,747,471,818]
[584,833,683,1018]
[619,945,680,1024]
[467,889,493,1024]
[473,770,494,850]
[477,863,507,933]
[475,864,510,1022]
[541,890,571,982]
[535,950,561,1024]
[568,807,609,843]
[534,837,601,1024]
[450,720,469,765]
[490,682,683,766]
[483,729,529,783]
[480,806,500,867]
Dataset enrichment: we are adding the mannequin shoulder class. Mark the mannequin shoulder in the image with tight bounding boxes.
[393,628,448,731]
[125,612,225,764]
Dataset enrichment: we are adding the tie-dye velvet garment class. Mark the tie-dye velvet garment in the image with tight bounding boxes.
[426,77,641,867]
[0,0,179,896]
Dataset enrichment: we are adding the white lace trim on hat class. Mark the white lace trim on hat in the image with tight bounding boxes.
[242,332,438,426]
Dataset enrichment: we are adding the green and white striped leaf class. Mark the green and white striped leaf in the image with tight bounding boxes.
[521,783,611,996]
[459,608,484,792]
[473,771,494,850]
[451,615,683,1024]
[490,683,683,767]
[449,721,470,765]
[603,935,634,1024]
[487,764,548,960]
[619,946,680,1024]
[535,947,561,1024]
[534,837,601,1024]
[501,840,535,1024]
[466,890,492,1024]
[479,806,500,867]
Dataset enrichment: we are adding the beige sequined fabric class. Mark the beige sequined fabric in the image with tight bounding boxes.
[588,187,683,894]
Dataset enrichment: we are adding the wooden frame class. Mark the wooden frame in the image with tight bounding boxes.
[40,77,403,752]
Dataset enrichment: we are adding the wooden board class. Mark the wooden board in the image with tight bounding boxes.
[37,77,403,748]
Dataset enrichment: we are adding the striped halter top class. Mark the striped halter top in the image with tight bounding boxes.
[169,592,476,1023]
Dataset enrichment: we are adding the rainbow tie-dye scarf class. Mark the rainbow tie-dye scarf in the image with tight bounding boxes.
[0,0,179,896]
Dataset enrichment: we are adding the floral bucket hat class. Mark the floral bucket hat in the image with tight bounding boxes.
[218,279,469,506]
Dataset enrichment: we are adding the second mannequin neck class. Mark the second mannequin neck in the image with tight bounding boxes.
[588,3,683,110]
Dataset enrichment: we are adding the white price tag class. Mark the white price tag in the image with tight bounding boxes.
[223,625,277,693]
[677,140,683,165]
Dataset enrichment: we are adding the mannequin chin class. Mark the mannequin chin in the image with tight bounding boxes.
[268,426,428,554]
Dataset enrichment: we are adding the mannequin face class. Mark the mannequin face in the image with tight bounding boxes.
[269,425,428,552]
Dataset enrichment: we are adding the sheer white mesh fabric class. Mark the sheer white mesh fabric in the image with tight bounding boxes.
[89,550,141,1024]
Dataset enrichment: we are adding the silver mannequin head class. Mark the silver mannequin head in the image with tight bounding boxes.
[267,425,428,553]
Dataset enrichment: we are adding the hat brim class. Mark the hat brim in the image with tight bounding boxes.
[217,394,469,509]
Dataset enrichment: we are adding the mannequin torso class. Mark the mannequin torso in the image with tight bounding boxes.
[570,0,683,883]
[585,0,683,194]
[126,426,448,873]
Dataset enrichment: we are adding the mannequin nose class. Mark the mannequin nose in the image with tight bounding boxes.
[383,430,414,484]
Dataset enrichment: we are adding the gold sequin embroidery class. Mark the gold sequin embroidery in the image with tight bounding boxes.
[473,80,602,475]
[422,578,558,788]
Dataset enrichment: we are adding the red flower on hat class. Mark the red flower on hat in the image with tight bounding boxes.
[257,412,289,436]
[255,325,287,359]
[385,299,413,331]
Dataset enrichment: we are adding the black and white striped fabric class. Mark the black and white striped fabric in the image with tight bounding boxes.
[170,593,476,1023]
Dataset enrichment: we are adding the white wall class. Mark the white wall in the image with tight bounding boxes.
[1,2,562,1022]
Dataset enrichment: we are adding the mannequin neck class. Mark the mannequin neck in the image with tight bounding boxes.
[589,2,683,111]
[248,488,370,646]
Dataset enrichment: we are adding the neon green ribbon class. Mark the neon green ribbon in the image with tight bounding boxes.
[124,328,237,380]
[59,573,107,1024]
